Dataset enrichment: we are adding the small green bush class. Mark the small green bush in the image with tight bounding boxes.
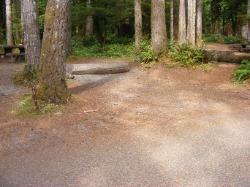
[223,35,243,44]
[203,34,224,43]
[134,40,158,63]
[233,60,250,83]
[71,36,134,58]
[107,37,133,45]
[82,36,98,47]
[72,37,159,63]
[168,42,206,66]
[204,34,243,44]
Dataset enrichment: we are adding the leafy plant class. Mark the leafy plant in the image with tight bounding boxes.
[71,36,135,58]
[233,60,250,83]
[168,42,206,66]
[134,40,158,63]
[82,36,98,47]
[203,34,244,44]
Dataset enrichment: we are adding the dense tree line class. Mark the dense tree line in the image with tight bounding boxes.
[1,0,249,45]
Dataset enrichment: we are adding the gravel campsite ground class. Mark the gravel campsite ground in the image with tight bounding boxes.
[0,59,250,186]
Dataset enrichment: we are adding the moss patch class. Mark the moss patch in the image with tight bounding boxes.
[13,94,59,116]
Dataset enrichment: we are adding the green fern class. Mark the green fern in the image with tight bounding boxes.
[233,60,250,83]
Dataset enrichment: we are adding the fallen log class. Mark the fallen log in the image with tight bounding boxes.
[67,63,130,75]
[205,50,250,64]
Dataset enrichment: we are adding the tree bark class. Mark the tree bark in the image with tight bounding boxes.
[0,0,4,36]
[21,0,41,65]
[178,0,187,44]
[5,0,13,45]
[37,0,70,104]
[135,0,142,50]
[66,0,72,54]
[248,0,250,42]
[187,0,196,45]
[85,0,93,36]
[151,0,167,54]
[196,0,202,46]
[170,0,174,40]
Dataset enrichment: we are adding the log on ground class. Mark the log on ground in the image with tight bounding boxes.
[205,50,250,64]
[67,63,131,75]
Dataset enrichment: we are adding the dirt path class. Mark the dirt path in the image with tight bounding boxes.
[0,61,250,186]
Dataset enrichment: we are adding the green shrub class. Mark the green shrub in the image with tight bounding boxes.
[82,36,98,47]
[72,43,134,58]
[134,40,158,63]
[203,34,224,43]
[168,42,206,66]
[71,36,135,58]
[107,37,133,45]
[233,60,250,83]
[72,37,159,63]
[223,35,243,44]
[204,34,243,44]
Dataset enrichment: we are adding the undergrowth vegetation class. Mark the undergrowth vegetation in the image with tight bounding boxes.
[72,37,210,69]
[71,36,134,58]
[168,42,206,66]
[233,60,250,83]
[203,34,244,44]
[134,40,158,63]
[72,37,157,63]
[13,65,60,115]
[13,94,59,116]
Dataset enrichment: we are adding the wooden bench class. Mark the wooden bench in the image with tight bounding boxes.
[0,45,25,63]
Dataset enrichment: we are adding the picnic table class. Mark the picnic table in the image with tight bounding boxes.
[239,44,250,52]
[0,45,25,63]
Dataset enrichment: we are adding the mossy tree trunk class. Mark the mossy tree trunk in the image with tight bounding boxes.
[37,0,70,104]
[21,0,41,65]
[151,0,167,54]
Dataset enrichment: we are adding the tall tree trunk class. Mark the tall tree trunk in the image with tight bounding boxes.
[196,0,202,45]
[187,0,196,45]
[21,0,41,65]
[178,0,186,43]
[66,0,72,55]
[37,0,70,104]
[0,0,4,34]
[85,0,93,36]
[135,0,142,50]
[248,0,250,42]
[170,0,174,40]
[151,0,167,54]
[5,0,13,45]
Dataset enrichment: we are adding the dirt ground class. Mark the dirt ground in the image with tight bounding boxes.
[0,59,250,187]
